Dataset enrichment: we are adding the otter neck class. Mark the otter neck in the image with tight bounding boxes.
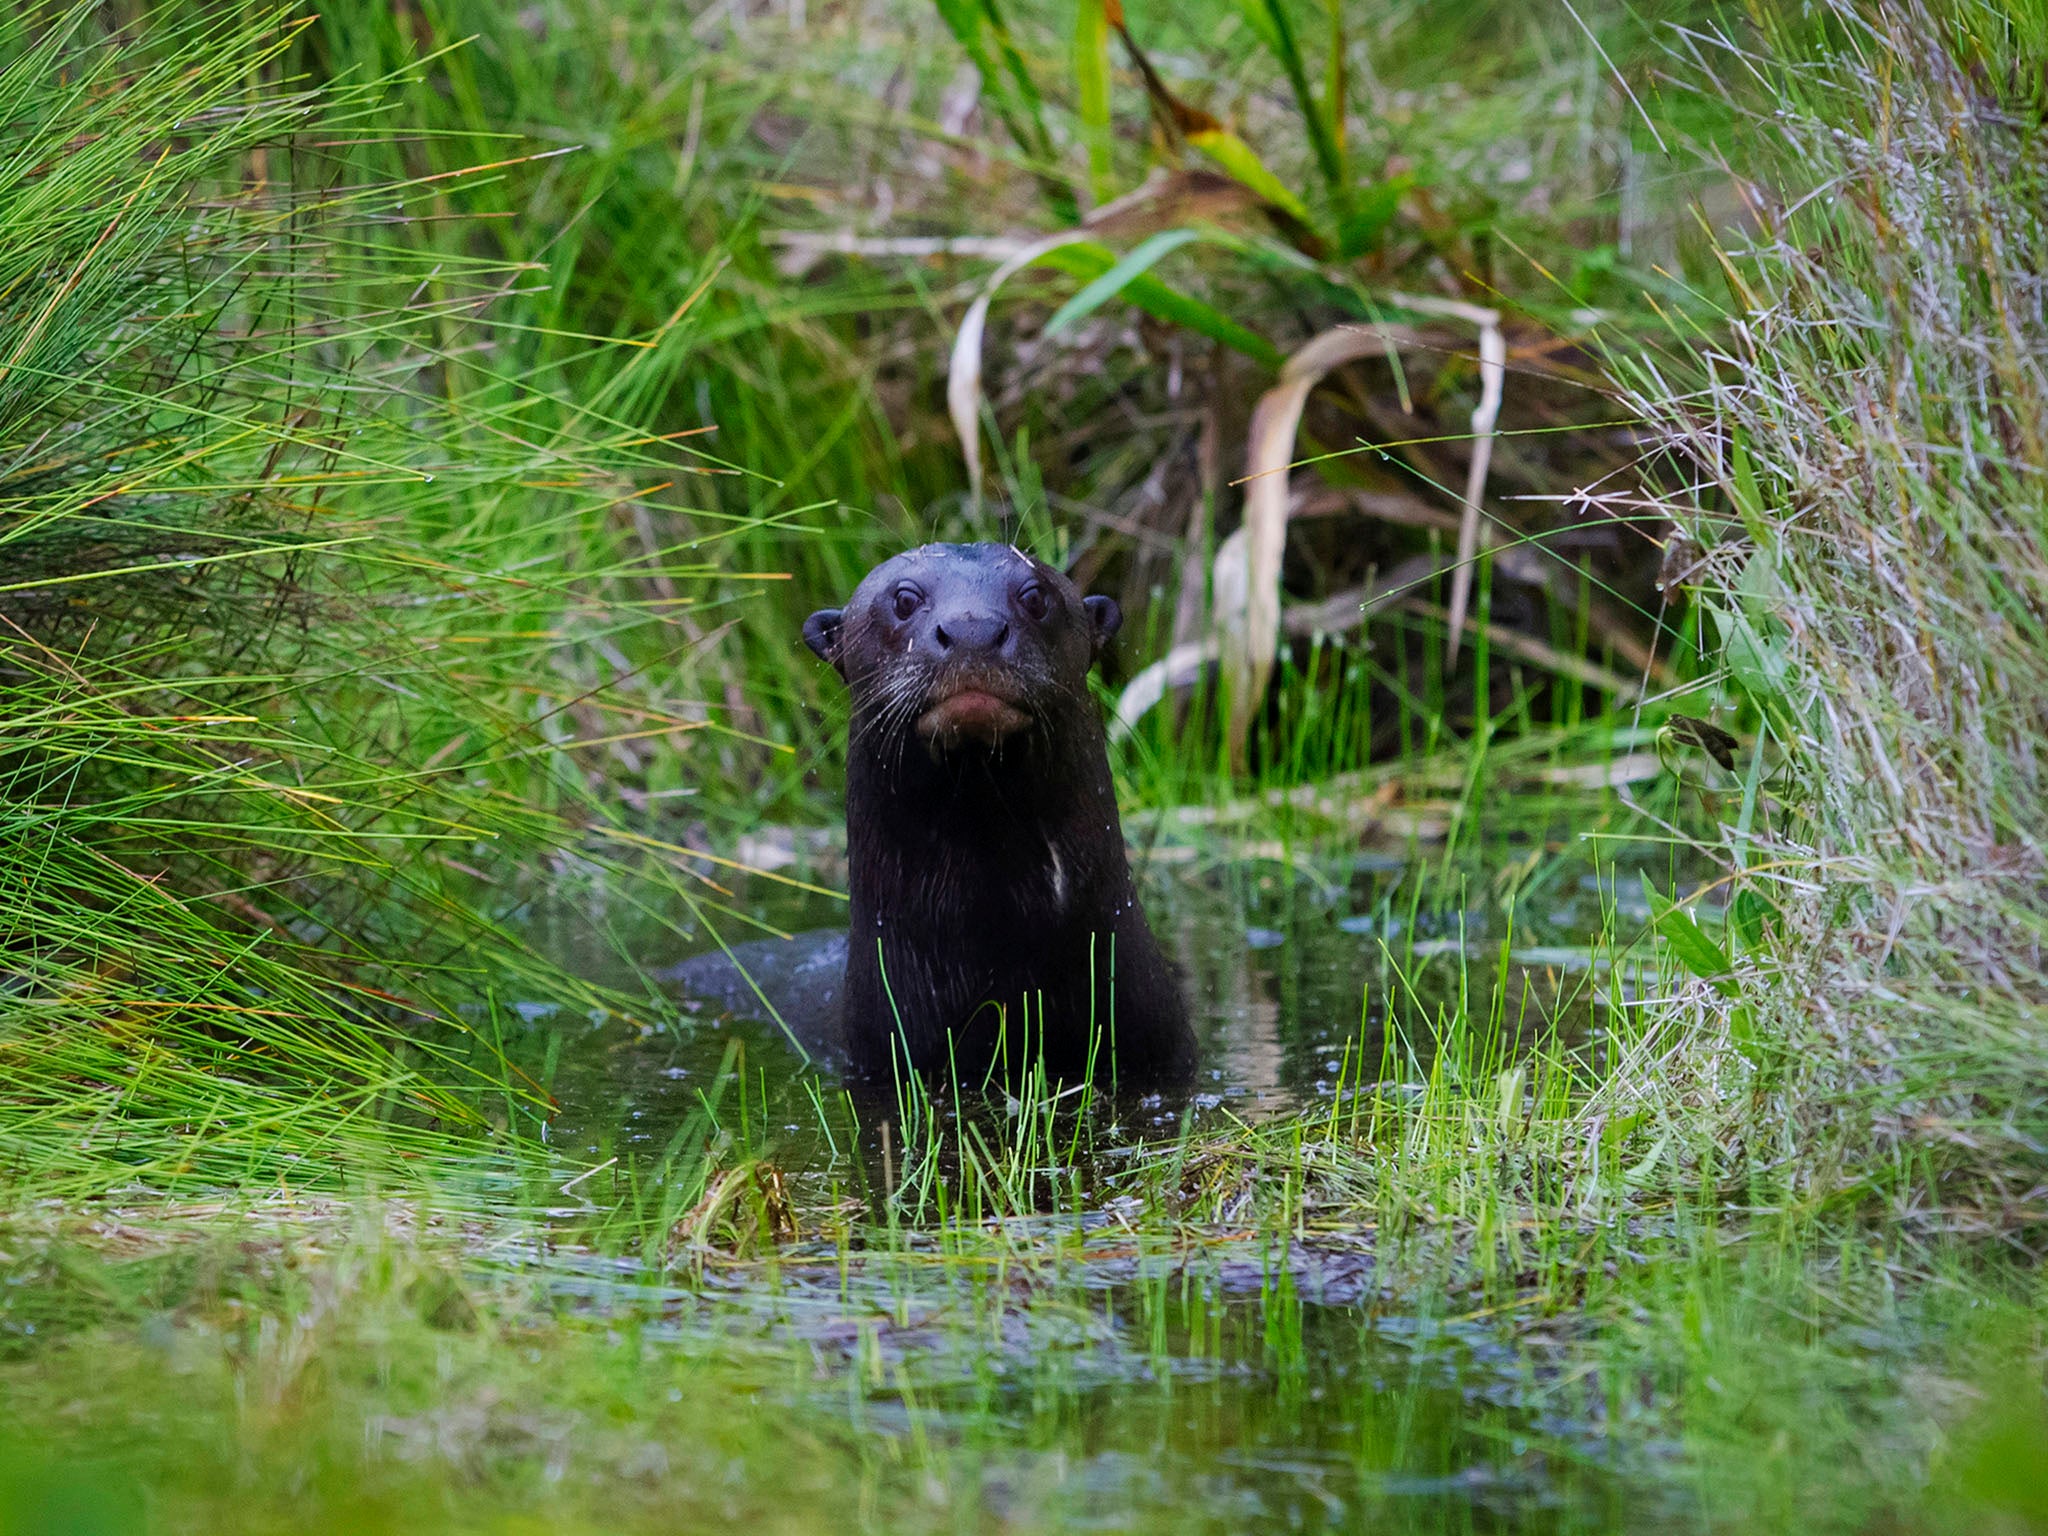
[844,710,1129,911]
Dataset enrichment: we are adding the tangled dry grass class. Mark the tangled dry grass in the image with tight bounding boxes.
[1624,0,2048,1232]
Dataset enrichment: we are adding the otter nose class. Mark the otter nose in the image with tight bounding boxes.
[932,610,1009,654]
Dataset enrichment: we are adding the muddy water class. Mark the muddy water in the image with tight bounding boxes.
[490,848,1664,1531]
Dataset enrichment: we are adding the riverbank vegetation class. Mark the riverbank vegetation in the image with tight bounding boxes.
[1,0,2042,1530]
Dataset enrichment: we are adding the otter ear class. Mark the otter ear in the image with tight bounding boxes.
[1082,594,1122,656]
[802,608,845,667]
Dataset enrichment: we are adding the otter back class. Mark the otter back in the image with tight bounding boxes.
[803,542,1193,1085]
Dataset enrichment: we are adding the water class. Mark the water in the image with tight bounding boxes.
[499,1227,1649,1531]
[0,841,1996,1533]
[485,845,1665,1530]
[530,844,1627,1158]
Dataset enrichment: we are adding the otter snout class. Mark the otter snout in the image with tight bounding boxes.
[931,610,1009,656]
[912,598,1031,752]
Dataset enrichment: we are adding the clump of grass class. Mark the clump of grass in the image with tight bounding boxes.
[0,5,751,1194]
[1617,0,2048,1226]
[898,0,1693,775]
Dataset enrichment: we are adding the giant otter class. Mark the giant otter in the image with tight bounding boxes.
[803,543,1194,1086]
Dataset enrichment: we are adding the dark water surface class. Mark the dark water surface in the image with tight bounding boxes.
[529,847,1630,1152]
[491,846,1675,1531]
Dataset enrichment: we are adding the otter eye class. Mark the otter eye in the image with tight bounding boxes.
[1016,583,1050,622]
[891,585,923,622]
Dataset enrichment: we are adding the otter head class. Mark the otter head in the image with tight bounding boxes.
[803,543,1121,757]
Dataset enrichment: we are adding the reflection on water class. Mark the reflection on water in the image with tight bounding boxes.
[509,1216,1643,1532]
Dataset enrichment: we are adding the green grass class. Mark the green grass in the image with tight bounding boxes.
[250,0,1711,796]
[1611,0,2048,1223]
[0,3,803,1192]
[1,0,2044,1531]
[2,1076,2044,1535]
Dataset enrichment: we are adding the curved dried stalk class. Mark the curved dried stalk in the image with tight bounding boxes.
[1111,633,1221,739]
[1115,543,1622,742]
[947,231,1091,509]
[946,171,1273,510]
[1221,324,1407,770]
[1119,305,1509,764]
[1385,293,1507,666]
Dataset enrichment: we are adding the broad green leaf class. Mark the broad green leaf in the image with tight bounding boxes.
[1074,0,1114,204]
[1736,544,1788,624]
[1641,875,1739,998]
[1036,241,1284,367]
[1729,887,1780,953]
[1044,228,1202,337]
[1705,600,1790,717]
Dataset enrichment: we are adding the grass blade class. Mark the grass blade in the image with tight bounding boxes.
[1074,0,1115,204]
[1042,228,1202,338]
[1244,0,1345,202]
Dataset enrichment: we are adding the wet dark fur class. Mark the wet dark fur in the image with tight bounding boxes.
[804,543,1194,1086]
